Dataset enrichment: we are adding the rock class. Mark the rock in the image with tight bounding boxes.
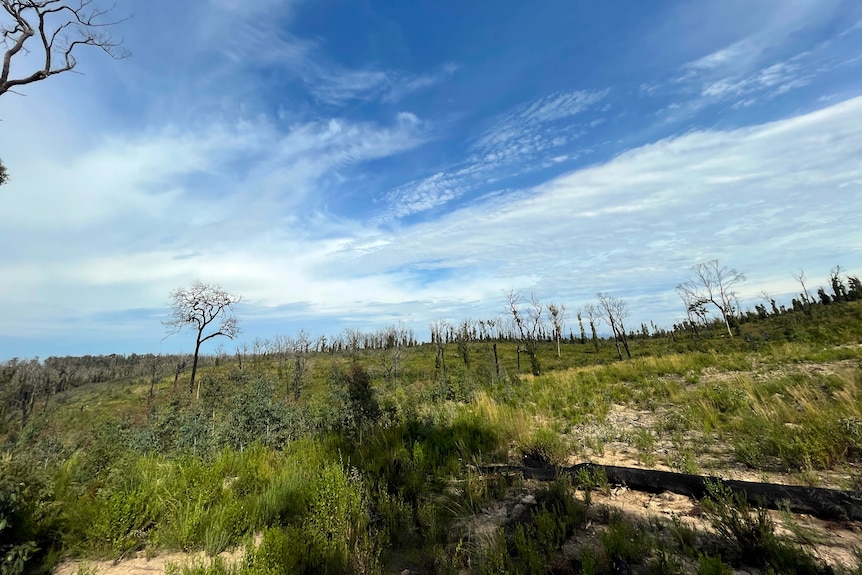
[511,503,526,517]
[521,494,537,505]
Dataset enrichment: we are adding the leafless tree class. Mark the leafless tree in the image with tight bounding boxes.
[597,293,631,360]
[164,280,241,399]
[430,319,449,377]
[234,342,249,370]
[1,1,128,184]
[505,289,543,375]
[380,324,408,383]
[583,303,600,351]
[676,260,746,337]
[291,330,311,401]
[791,269,814,305]
[547,303,566,358]
[172,356,188,391]
[1,0,128,96]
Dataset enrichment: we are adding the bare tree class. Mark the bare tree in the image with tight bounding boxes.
[291,330,310,401]
[597,293,631,360]
[1,0,128,96]
[505,289,543,375]
[791,269,814,305]
[676,260,746,337]
[164,280,241,399]
[1,1,128,183]
[547,303,566,358]
[430,319,449,378]
[583,303,600,351]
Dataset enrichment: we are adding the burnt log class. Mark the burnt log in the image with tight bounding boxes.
[474,462,862,522]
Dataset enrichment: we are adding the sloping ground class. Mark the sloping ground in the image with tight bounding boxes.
[52,355,862,574]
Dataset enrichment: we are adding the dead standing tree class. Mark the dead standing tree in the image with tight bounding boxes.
[597,293,631,360]
[547,303,566,359]
[677,260,746,337]
[505,289,543,375]
[164,281,241,400]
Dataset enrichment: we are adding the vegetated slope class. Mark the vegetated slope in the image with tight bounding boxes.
[2,301,862,574]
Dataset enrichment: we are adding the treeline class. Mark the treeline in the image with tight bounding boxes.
[2,263,860,426]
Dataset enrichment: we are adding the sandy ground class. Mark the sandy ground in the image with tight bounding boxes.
[55,544,248,575]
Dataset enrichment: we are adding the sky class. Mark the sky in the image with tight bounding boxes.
[2,0,862,359]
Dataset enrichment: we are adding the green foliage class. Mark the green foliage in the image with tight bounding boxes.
[697,553,732,575]
[521,426,567,466]
[702,481,828,573]
[0,457,61,575]
[600,513,649,566]
[477,477,587,574]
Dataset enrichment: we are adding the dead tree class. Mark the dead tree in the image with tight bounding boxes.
[291,330,310,401]
[677,260,746,337]
[1,2,128,187]
[597,293,631,360]
[547,303,566,359]
[164,280,241,399]
[505,289,543,375]
[584,303,600,351]
[791,269,814,305]
[1,0,129,96]
[430,320,449,379]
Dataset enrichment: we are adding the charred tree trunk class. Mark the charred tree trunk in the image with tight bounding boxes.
[476,462,862,522]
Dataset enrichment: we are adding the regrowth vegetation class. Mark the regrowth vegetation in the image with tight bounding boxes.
[2,265,862,574]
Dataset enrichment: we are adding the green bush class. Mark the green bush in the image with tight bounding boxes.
[0,458,61,575]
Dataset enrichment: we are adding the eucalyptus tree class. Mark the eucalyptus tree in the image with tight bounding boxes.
[164,280,241,398]
[505,289,543,375]
[547,303,566,358]
[597,293,631,360]
[677,260,746,337]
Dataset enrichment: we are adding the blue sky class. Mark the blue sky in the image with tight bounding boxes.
[2,0,862,358]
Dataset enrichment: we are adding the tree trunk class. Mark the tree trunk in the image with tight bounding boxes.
[190,335,202,397]
[722,314,733,337]
[477,462,862,522]
[620,330,631,359]
[493,342,499,377]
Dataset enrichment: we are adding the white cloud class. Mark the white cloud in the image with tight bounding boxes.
[5,95,862,350]
[327,95,862,329]
[307,62,459,106]
[378,90,609,221]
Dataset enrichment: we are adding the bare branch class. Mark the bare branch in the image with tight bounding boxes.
[1,0,130,97]
[164,280,241,398]
[597,293,631,360]
[676,260,745,337]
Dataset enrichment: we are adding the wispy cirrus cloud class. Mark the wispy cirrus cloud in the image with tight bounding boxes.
[343,94,862,330]
[675,0,860,110]
[191,2,458,108]
[309,62,460,106]
[474,89,609,155]
[377,89,609,221]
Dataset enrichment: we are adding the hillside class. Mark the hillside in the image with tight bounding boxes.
[2,300,862,574]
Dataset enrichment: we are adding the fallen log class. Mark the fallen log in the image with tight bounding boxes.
[474,462,862,522]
